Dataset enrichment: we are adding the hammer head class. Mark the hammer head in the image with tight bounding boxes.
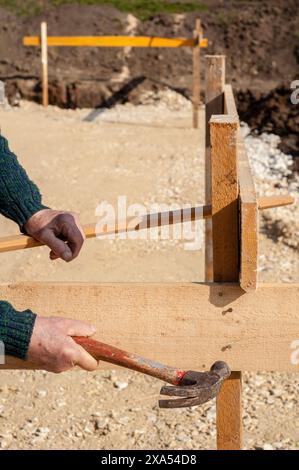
[159,361,231,408]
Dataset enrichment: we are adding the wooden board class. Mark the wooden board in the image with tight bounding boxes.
[238,136,258,291]
[23,36,208,48]
[210,111,241,449]
[223,84,238,119]
[1,282,298,372]
[204,55,226,282]
[223,83,258,291]
[210,115,239,282]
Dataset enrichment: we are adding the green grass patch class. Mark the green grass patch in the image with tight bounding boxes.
[0,0,208,19]
[0,0,44,16]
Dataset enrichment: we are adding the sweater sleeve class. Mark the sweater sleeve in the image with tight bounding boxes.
[0,135,41,360]
[0,301,36,360]
[0,134,47,229]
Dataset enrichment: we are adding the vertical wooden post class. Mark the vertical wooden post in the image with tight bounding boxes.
[41,21,49,107]
[216,372,243,450]
[192,19,201,129]
[204,55,225,281]
[210,114,243,450]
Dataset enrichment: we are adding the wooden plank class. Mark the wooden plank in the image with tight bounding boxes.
[192,19,201,129]
[238,135,258,291]
[41,22,49,107]
[223,82,258,291]
[204,55,226,282]
[0,205,211,254]
[224,83,258,290]
[23,36,208,48]
[210,115,239,282]
[0,282,298,371]
[210,111,241,449]
[223,84,238,119]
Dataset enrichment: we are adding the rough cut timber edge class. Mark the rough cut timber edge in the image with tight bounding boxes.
[224,84,258,291]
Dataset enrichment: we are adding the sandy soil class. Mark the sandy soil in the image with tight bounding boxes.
[0,100,298,450]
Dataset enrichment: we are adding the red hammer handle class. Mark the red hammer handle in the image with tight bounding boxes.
[74,336,185,385]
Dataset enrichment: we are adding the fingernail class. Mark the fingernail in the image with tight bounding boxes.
[90,325,97,334]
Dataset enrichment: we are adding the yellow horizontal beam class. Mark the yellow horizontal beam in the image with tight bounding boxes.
[23,36,208,48]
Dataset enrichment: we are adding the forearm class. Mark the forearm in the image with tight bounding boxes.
[0,134,47,229]
[0,301,36,360]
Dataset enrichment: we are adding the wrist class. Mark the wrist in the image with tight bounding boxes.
[24,208,51,235]
[21,205,49,234]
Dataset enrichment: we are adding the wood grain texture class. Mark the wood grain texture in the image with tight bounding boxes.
[205,55,226,281]
[23,36,208,48]
[238,136,258,291]
[210,115,239,282]
[0,282,298,371]
[217,371,243,450]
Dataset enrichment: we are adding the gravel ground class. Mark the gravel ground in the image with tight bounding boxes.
[0,92,298,450]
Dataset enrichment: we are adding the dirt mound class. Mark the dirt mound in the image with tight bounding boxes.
[238,84,299,160]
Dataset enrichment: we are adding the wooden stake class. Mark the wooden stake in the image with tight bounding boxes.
[192,19,201,128]
[210,113,243,450]
[204,55,225,282]
[24,35,208,48]
[216,372,243,450]
[41,22,49,107]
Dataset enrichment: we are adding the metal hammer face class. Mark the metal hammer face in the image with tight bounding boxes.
[159,361,231,408]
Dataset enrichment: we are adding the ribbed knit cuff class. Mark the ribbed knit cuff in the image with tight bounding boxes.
[0,134,48,230]
[0,301,37,360]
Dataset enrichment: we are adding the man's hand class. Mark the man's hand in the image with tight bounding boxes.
[28,317,98,373]
[24,209,85,262]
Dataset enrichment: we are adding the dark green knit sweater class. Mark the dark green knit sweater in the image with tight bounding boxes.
[0,134,46,360]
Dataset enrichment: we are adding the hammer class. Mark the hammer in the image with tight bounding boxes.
[74,336,230,408]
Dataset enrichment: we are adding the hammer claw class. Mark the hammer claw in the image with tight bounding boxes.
[159,361,231,408]
[159,392,218,409]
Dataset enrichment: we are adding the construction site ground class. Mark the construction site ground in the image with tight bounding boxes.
[0,97,298,450]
